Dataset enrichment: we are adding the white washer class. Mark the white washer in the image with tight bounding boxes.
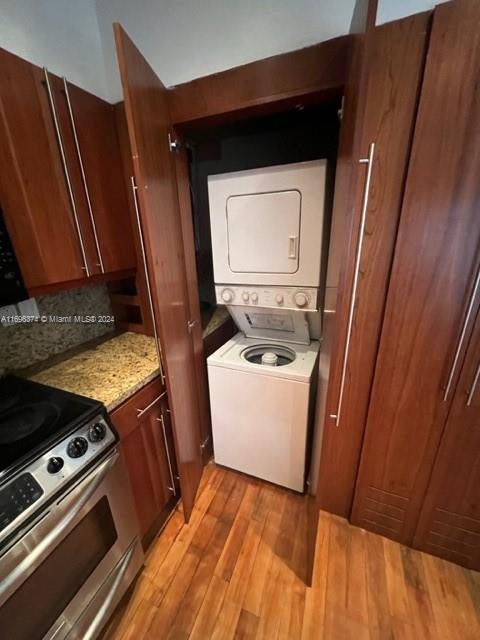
[207,311,319,492]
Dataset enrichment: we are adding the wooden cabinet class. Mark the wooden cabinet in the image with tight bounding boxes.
[114,24,204,523]
[0,47,135,291]
[60,81,135,274]
[110,378,179,540]
[351,0,480,546]
[0,49,86,287]
[413,310,480,569]
[317,12,430,517]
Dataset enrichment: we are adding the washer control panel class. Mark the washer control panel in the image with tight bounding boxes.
[216,285,319,311]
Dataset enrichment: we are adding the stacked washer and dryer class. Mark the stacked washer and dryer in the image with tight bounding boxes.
[206,160,328,492]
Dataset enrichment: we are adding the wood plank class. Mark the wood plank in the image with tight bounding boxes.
[234,610,259,639]
[168,37,349,125]
[104,466,480,640]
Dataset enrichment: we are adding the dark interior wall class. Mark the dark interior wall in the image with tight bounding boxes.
[186,100,341,307]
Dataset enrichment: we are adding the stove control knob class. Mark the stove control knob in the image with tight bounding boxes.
[251,292,258,303]
[88,422,106,443]
[221,288,234,303]
[47,456,64,474]
[275,294,284,305]
[67,437,88,458]
[242,291,250,302]
[294,292,308,308]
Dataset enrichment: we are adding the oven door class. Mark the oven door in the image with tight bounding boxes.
[0,448,144,640]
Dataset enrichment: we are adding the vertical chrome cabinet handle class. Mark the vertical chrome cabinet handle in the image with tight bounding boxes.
[62,77,104,273]
[130,176,165,385]
[43,68,90,277]
[157,414,177,495]
[466,360,480,407]
[330,142,375,427]
[443,264,480,402]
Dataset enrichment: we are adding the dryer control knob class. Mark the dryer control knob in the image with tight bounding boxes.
[251,293,258,303]
[294,292,308,308]
[275,294,284,305]
[242,291,250,302]
[221,288,234,303]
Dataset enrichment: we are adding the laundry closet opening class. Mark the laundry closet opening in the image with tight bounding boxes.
[182,99,340,335]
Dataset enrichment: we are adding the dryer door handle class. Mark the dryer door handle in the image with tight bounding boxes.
[288,236,298,259]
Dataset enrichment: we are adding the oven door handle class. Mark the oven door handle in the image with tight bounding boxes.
[76,538,140,640]
[0,449,120,607]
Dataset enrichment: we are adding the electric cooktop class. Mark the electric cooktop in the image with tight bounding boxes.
[0,375,103,480]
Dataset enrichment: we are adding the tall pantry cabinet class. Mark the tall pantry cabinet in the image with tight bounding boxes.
[351,0,480,566]
[317,11,431,517]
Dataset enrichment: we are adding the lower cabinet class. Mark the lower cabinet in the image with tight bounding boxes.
[413,311,480,570]
[110,378,179,544]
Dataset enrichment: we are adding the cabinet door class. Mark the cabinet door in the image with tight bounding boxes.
[47,72,102,277]
[318,12,430,517]
[0,48,86,287]
[121,400,177,537]
[351,0,480,544]
[61,81,136,274]
[413,310,480,569]
[114,24,203,522]
[174,140,212,459]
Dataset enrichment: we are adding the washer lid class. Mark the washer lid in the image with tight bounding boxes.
[228,306,310,345]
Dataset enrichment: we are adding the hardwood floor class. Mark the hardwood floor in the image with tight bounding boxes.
[104,464,480,639]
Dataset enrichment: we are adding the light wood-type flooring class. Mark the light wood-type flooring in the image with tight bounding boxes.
[104,463,480,639]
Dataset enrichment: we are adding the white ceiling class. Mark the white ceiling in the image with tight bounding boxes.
[94,0,358,102]
[1,0,448,103]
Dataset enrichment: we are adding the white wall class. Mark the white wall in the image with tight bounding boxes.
[0,0,109,100]
[95,0,357,102]
[376,0,449,24]
[0,1,451,104]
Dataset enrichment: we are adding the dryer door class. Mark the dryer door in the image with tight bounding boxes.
[227,190,300,274]
[208,160,327,287]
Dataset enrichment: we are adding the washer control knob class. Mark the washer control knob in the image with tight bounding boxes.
[294,292,308,308]
[242,291,250,302]
[47,457,64,474]
[221,288,234,303]
[251,292,258,303]
[275,294,284,305]
[67,437,88,458]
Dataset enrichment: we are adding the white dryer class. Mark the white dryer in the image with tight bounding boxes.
[207,307,319,492]
[208,160,327,294]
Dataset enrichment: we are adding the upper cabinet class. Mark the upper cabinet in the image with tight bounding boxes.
[0,48,135,291]
[61,81,136,274]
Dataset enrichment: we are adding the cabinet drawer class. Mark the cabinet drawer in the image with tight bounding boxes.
[110,376,165,440]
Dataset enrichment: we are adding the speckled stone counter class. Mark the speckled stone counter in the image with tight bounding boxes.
[202,306,231,338]
[30,332,159,412]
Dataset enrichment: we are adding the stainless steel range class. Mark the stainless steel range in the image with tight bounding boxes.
[0,376,144,640]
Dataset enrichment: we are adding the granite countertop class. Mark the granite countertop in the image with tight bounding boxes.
[202,305,231,338]
[30,332,160,412]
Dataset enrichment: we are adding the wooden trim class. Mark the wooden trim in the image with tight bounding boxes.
[27,268,136,297]
[167,36,350,125]
[173,134,213,462]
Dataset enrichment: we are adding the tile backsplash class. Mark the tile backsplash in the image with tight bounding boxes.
[0,284,115,371]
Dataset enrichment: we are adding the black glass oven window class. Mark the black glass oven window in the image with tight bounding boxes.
[0,496,117,640]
